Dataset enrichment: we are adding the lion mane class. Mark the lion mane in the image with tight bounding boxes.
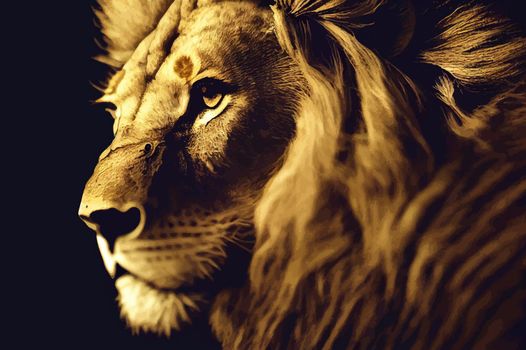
[206,0,526,349]
[92,0,526,348]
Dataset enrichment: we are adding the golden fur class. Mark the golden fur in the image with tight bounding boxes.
[210,1,526,348]
[85,0,526,348]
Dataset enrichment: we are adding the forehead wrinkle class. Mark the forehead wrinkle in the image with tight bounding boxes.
[169,7,274,80]
[144,0,196,77]
[134,76,190,131]
[124,48,192,132]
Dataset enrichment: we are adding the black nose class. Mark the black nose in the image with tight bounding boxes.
[79,206,143,251]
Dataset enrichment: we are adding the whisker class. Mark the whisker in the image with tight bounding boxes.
[223,236,253,253]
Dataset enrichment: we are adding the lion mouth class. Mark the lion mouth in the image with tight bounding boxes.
[114,263,212,295]
[116,270,204,299]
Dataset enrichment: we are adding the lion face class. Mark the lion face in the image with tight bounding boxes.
[79,2,302,335]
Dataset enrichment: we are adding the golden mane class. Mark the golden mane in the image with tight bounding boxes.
[210,0,526,348]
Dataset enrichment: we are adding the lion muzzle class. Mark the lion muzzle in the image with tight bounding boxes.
[79,140,166,255]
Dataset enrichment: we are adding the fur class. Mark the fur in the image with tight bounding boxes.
[210,1,526,349]
[95,0,174,66]
[116,274,202,336]
[92,0,526,348]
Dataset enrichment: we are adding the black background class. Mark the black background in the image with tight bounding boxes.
[7,1,217,349]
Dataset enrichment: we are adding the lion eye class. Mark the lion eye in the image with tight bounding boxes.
[200,82,224,109]
[184,77,233,130]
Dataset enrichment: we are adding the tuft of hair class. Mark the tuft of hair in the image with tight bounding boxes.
[95,0,174,66]
[421,2,526,88]
[116,275,201,336]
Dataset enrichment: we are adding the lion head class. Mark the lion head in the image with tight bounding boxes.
[80,0,526,348]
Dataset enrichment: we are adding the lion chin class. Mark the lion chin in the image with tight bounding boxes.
[115,275,203,336]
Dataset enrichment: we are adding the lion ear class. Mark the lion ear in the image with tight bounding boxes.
[95,0,174,66]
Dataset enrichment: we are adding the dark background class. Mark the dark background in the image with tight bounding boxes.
[7,1,217,349]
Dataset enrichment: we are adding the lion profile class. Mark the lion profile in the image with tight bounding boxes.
[80,0,526,348]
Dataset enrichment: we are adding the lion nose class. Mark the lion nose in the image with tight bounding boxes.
[79,203,145,250]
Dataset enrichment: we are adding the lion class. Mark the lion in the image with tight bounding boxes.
[79,0,526,348]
